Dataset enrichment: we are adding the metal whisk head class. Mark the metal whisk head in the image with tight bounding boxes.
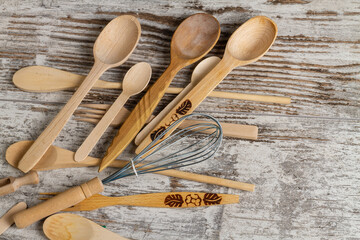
[102,113,223,184]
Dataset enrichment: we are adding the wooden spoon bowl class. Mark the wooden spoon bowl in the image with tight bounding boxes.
[226,16,277,64]
[172,13,220,60]
[43,213,127,240]
[94,15,141,65]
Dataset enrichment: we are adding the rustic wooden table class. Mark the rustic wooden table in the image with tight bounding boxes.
[0,0,359,239]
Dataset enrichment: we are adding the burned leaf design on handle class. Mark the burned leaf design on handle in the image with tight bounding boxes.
[176,99,192,115]
[150,100,192,141]
[203,193,222,205]
[164,194,184,207]
[150,126,166,141]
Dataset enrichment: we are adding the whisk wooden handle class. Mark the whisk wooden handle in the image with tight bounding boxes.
[13,177,103,228]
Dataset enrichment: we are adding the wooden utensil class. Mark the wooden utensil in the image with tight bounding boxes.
[40,192,239,211]
[72,56,258,141]
[43,213,128,240]
[74,62,151,162]
[76,110,258,140]
[13,65,122,92]
[13,116,223,228]
[12,65,290,104]
[0,202,27,235]
[6,141,255,192]
[98,13,221,172]
[74,103,258,140]
[0,171,39,197]
[17,15,141,173]
[134,56,220,145]
[74,103,154,126]
[135,16,278,155]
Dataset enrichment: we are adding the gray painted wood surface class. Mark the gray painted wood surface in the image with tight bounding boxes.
[0,0,359,239]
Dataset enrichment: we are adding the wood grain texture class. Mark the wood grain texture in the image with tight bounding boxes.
[0,0,359,239]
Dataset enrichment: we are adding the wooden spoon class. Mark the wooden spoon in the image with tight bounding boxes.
[135,16,278,154]
[99,13,221,172]
[18,15,141,173]
[74,62,151,162]
[13,65,122,92]
[6,141,255,191]
[13,65,290,104]
[43,213,128,240]
[134,56,220,145]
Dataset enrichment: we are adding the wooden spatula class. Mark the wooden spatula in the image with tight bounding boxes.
[39,192,239,211]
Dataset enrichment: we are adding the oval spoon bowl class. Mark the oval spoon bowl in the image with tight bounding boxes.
[94,15,141,66]
[172,13,220,59]
[226,16,277,64]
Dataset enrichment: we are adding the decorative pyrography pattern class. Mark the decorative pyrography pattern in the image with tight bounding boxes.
[164,193,223,207]
[151,100,192,140]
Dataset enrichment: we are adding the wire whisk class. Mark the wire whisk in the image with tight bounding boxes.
[102,113,223,184]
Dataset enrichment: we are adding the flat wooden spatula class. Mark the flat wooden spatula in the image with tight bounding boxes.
[39,192,240,211]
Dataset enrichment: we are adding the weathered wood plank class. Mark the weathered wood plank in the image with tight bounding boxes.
[0,0,359,239]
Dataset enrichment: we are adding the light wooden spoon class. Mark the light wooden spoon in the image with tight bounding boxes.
[135,16,278,154]
[18,15,141,173]
[74,62,151,162]
[134,56,220,145]
[13,65,290,104]
[99,13,221,172]
[13,65,122,92]
[43,213,128,240]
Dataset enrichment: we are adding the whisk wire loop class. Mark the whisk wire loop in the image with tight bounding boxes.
[102,113,223,184]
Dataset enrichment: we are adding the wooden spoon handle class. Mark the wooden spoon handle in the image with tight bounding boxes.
[18,62,108,173]
[135,81,197,145]
[105,161,255,192]
[0,171,39,196]
[135,58,235,154]
[13,177,104,228]
[74,93,130,162]
[99,64,180,171]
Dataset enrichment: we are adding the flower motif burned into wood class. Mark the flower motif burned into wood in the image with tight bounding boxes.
[185,194,202,207]
[163,193,223,207]
[150,99,192,141]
